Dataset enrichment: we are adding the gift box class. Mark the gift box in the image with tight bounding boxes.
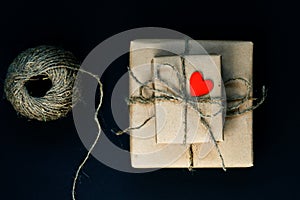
[129,40,253,168]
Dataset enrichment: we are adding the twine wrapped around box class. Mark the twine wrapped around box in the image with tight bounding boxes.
[124,56,266,170]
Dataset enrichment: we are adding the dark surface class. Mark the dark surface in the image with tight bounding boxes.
[0,0,296,200]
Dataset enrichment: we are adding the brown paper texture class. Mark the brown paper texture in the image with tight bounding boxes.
[129,40,253,168]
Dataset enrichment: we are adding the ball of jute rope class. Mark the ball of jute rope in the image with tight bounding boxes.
[4,45,80,121]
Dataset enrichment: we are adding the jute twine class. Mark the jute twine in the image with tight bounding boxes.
[4,46,80,121]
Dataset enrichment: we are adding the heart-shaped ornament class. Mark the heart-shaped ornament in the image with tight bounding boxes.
[189,71,214,96]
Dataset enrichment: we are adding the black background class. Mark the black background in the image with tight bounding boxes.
[0,0,296,200]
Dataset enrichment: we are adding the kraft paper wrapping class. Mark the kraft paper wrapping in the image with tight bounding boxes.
[129,40,253,168]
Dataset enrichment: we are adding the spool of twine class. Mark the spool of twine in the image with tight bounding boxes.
[4,45,80,121]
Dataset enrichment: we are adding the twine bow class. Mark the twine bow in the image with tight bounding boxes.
[125,56,266,170]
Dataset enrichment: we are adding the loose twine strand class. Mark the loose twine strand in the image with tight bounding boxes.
[33,65,104,200]
[27,65,104,200]
[65,67,103,200]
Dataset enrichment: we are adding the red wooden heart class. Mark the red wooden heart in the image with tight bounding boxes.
[189,71,214,96]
